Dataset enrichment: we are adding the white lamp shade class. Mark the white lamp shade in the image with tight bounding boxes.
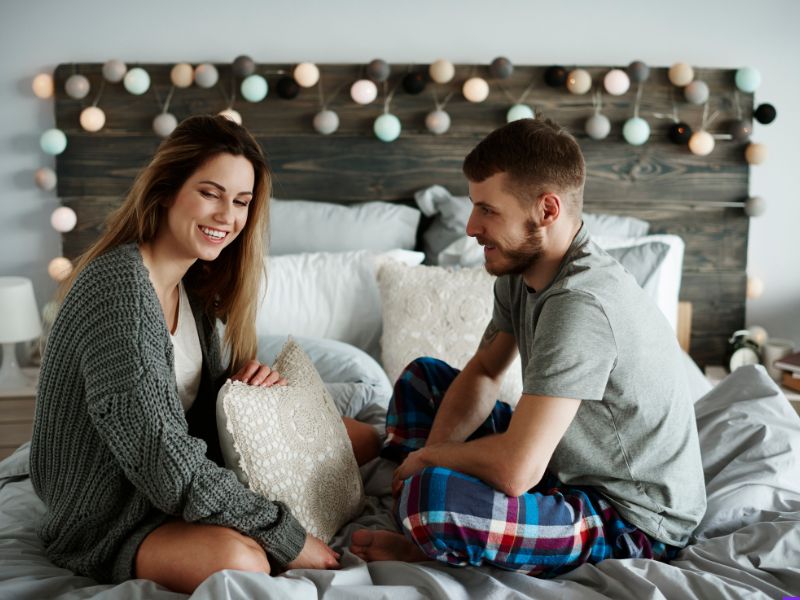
[0,277,42,343]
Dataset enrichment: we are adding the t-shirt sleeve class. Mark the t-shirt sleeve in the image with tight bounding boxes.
[491,277,514,334]
[523,290,617,401]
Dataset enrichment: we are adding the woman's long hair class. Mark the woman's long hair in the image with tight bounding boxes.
[58,114,270,371]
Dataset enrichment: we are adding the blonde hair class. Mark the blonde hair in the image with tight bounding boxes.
[58,115,270,371]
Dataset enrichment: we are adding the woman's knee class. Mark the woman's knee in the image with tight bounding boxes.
[215,532,271,573]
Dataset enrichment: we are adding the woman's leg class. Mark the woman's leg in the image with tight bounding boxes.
[342,416,381,465]
[135,521,269,594]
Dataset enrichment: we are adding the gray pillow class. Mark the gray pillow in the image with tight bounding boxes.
[605,241,670,292]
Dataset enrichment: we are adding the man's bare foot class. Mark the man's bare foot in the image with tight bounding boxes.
[349,529,429,562]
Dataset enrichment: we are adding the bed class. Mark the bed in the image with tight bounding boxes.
[2,61,798,598]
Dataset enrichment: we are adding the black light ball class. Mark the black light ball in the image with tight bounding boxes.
[668,122,693,144]
[402,72,426,95]
[627,60,650,83]
[276,76,300,99]
[490,57,514,79]
[366,59,391,83]
[754,103,777,124]
[232,55,256,78]
[544,66,567,87]
[728,119,753,143]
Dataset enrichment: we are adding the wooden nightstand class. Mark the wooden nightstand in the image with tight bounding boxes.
[0,367,38,460]
[705,365,800,416]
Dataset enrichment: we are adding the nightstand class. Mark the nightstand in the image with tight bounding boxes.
[0,367,38,460]
[705,365,800,416]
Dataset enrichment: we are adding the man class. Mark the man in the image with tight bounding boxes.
[350,118,706,576]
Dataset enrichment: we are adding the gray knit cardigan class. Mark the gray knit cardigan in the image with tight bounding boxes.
[29,243,306,583]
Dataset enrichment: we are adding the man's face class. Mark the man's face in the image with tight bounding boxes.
[466,172,543,277]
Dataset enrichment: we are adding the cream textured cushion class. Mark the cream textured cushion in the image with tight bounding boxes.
[216,338,365,542]
[377,260,523,406]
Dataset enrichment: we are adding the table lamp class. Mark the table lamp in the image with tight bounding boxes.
[0,277,42,390]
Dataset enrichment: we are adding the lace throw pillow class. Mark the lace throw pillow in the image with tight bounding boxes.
[377,260,523,406]
[216,338,365,542]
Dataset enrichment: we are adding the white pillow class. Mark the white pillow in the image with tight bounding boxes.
[216,338,365,542]
[258,249,424,359]
[377,260,523,406]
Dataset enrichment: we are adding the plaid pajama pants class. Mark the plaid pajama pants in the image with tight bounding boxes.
[381,357,678,577]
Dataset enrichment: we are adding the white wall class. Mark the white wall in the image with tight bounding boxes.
[1,0,798,349]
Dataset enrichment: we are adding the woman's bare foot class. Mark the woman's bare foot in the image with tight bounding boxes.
[349,529,429,562]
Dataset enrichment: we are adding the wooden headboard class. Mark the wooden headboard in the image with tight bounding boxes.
[52,63,751,367]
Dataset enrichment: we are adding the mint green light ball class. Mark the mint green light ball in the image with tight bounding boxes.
[735,67,761,93]
[241,75,268,102]
[374,114,401,142]
[40,128,67,155]
[622,117,650,145]
[123,68,150,95]
[506,104,534,122]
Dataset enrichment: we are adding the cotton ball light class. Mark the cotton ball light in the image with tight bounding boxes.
[463,77,489,103]
[102,59,127,83]
[566,69,592,95]
[489,57,513,79]
[293,62,319,88]
[232,55,256,78]
[374,113,401,142]
[603,69,630,96]
[402,72,426,94]
[276,76,300,99]
[668,122,692,144]
[194,64,218,89]
[79,106,106,132]
[684,80,709,105]
[313,110,339,135]
[735,67,761,93]
[241,74,268,102]
[350,79,378,104]
[170,63,194,88]
[627,61,650,83]
[34,167,57,191]
[585,114,611,140]
[425,109,451,135]
[746,275,764,300]
[754,103,777,125]
[744,195,766,217]
[748,325,769,346]
[218,108,242,125]
[123,68,150,95]
[50,206,77,232]
[48,257,73,282]
[688,130,715,156]
[366,59,390,83]
[40,129,67,155]
[429,59,455,84]
[668,62,694,87]
[622,117,650,145]
[543,66,567,87]
[745,143,767,165]
[153,113,178,138]
[32,73,54,98]
[728,120,752,142]
[65,74,90,99]
[506,104,534,123]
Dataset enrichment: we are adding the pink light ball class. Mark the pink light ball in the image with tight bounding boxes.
[32,73,54,99]
[170,63,194,88]
[294,62,320,88]
[688,130,715,156]
[48,257,73,282]
[462,77,490,103]
[79,106,106,132]
[34,167,57,191]
[350,79,378,104]
[603,69,630,96]
[50,206,77,232]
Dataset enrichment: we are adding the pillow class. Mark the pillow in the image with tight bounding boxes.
[257,249,424,359]
[269,199,421,255]
[377,260,523,406]
[216,338,365,542]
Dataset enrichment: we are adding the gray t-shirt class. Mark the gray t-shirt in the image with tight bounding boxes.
[492,224,706,546]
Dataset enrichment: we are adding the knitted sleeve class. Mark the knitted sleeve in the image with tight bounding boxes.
[79,270,306,566]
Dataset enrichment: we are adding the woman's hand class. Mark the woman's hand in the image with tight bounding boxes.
[231,360,288,387]
[285,533,341,570]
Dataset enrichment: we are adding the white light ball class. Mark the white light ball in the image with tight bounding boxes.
[745,143,767,165]
[48,257,73,282]
[688,130,715,156]
[603,69,630,96]
[171,63,194,88]
[123,67,150,95]
[429,59,455,84]
[748,325,769,346]
[313,110,339,135]
[241,74,268,102]
[350,79,378,105]
[566,69,592,95]
[65,74,91,99]
[153,112,178,138]
[34,167,57,191]
[32,73,54,99]
[462,77,490,103]
[425,109,451,135]
[668,62,694,87]
[218,108,242,125]
[294,62,320,88]
[194,63,218,89]
[684,80,709,105]
[744,196,766,217]
[506,104,534,122]
[50,206,77,232]
[622,117,650,145]
[102,59,127,83]
[585,114,611,140]
[374,113,401,142]
[746,275,764,300]
[79,106,106,132]
[40,129,67,155]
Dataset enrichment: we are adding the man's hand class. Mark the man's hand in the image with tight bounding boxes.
[285,533,341,570]
[392,446,437,497]
[231,359,288,387]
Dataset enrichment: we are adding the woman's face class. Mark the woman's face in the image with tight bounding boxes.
[162,153,255,262]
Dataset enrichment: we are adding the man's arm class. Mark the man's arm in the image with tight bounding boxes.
[426,320,518,446]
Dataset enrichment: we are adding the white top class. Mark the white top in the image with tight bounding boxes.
[170,282,202,412]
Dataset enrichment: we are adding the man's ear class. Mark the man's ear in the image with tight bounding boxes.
[537,192,561,226]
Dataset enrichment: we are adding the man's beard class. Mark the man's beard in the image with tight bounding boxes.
[482,220,543,277]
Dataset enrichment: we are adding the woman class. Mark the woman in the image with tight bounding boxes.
[30,115,378,593]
